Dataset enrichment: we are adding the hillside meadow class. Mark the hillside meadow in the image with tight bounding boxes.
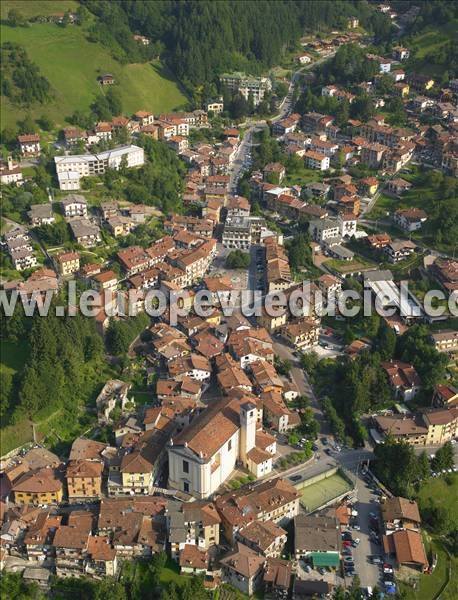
[1,20,188,129]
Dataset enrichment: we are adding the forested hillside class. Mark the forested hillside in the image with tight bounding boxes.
[83,0,390,89]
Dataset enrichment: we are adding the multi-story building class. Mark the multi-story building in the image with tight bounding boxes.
[215,477,301,542]
[55,251,80,276]
[168,500,221,559]
[304,150,330,170]
[309,218,341,243]
[430,330,458,353]
[11,467,64,505]
[66,460,103,501]
[55,145,144,190]
[18,134,41,156]
[60,194,88,218]
[281,319,319,350]
[219,72,272,106]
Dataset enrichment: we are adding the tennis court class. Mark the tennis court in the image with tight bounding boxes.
[299,472,353,512]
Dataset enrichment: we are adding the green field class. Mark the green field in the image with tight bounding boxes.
[299,472,353,512]
[1,0,79,19]
[1,21,188,129]
[399,475,458,600]
[406,20,458,77]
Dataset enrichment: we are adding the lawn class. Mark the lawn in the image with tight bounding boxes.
[1,0,79,19]
[284,165,324,187]
[325,256,376,275]
[1,21,188,130]
[396,475,458,600]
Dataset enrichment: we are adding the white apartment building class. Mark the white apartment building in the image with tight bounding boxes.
[309,218,341,243]
[303,150,330,171]
[338,213,358,238]
[60,194,88,218]
[220,72,272,106]
[55,145,144,190]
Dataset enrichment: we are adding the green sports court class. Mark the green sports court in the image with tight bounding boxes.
[299,472,353,513]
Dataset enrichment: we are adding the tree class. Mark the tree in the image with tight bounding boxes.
[431,442,454,472]
[226,250,250,269]
[106,87,123,116]
[373,437,421,496]
[374,319,396,359]
[7,9,26,27]
[417,451,431,481]
[37,114,53,131]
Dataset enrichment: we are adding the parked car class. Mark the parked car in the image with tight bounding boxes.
[289,475,301,482]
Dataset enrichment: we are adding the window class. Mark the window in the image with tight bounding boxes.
[183,481,189,493]
[183,460,189,473]
[228,439,232,451]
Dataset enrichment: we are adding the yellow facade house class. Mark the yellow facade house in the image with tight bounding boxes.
[12,467,64,505]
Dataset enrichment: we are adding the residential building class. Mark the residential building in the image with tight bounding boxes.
[27,204,55,226]
[219,72,272,106]
[220,542,265,596]
[281,319,319,350]
[18,134,41,156]
[168,500,221,559]
[394,208,427,232]
[55,145,144,190]
[237,520,287,557]
[60,194,88,218]
[206,100,224,114]
[55,251,80,276]
[294,514,341,568]
[69,219,101,247]
[12,467,64,505]
[430,330,458,352]
[381,360,421,401]
[66,460,103,501]
[215,477,300,542]
[304,150,330,170]
[384,239,416,263]
[85,535,118,578]
[309,218,341,243]
[381,497,421,532]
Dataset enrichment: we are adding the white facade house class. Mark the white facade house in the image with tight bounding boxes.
[338,213,358,238]
[55,145,144,190]
[309,218,341,243]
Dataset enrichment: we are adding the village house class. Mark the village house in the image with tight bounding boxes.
[69,218,102,247]
[303,150,330,170]
[11,467,64,506]
[98,73,115,85]
[394,208,427,232]
[381,360,421,401]
[237,520,287,558]
[60,194,88,218]
[384,239,417,263]
[383,529,428,573]
[27,204,55,226]
[66,460,103,501]
[220,542,265,595]
[18,134,41,156]
[381,496,421,532]
[55,251,80,276]
[430,330,458,353]
[281,319,320,350]
[168,500,221,560]
[215,477,300,542]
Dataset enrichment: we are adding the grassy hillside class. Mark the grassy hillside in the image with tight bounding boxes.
[1,20,188,130]
[405,20,458,78]
[1,0,79,20]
